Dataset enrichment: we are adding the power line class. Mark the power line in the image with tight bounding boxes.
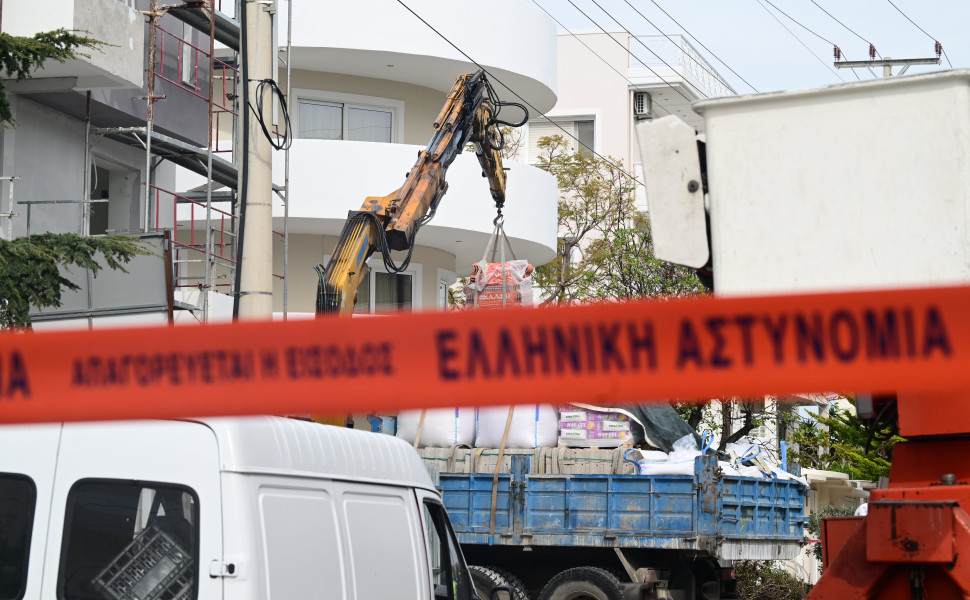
[566,0,697,105]
[756,0,849,82]
[761,0,839,47]
[760,0,863,80]
[809,0,881,58]
[639,0,761,93]
[884,0,953,68]
[529,0,680,118]
[614,0,747,94]
[395,0,644,186]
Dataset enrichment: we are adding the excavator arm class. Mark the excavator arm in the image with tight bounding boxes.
[315,70,522,315]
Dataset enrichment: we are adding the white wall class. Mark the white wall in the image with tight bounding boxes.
[0,96,172,238]
[3,0,145,89]
[554,33,633,166]
[273,139,558,272]
[278,0,557,113]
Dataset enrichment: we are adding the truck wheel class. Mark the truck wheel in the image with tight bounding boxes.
[470,565,531,600]
[492,568,531,600]
[538,567,623,600]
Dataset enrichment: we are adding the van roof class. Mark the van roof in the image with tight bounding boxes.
[194,416,436,490]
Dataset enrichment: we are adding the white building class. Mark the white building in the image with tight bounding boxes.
[523,30,735,210]
[1,0,560,327]
[263,0,558,319]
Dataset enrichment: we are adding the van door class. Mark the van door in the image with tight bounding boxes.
[245,476,346,600]
[40,420,222,600]
[334,481,428,599]
[414,489,476,600]
[0,423,61,600]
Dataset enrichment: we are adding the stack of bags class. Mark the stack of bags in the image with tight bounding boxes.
[463,260,534,309]
[397,404,639,450]
[396,405,558,448]
[558,405,634,447]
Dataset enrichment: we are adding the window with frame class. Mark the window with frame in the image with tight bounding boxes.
[421,502,473,600]
[59,479,199,600]
[180,23,198,91]
[527,118,595,164]
[352,270,414,315]
[298,100,394,143]
[0,474,36,600]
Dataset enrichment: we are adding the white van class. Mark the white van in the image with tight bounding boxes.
[0,416,483,600]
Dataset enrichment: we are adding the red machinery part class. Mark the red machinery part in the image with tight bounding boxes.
[808,438,970,599]
[821,516,863,568]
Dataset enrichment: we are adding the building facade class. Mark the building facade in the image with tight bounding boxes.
[523,30,735,210]
[2,0,560,327]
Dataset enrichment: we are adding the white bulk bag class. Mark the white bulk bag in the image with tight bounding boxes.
[396,407,476,447]
[475,405,558,449]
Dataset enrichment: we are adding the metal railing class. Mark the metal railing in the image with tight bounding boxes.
[630,34,736,98]
[152,24,238,153]
[149,185,283,289]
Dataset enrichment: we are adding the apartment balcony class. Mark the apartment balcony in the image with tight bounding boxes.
[2,0,144,90]
[275,139,558,272]
[629,34,736,130]
[285,0,557,114]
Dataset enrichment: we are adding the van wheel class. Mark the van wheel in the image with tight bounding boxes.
[470,565,531,600]
[537,567,623,600]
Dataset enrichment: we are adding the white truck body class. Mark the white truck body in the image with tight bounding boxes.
[0,416,476,600]
[639,69,970,295]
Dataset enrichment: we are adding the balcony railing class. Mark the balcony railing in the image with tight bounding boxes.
[630,34,735,98]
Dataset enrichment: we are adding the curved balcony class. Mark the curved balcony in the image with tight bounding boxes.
[287,0,557,114]
[274,139,558,271]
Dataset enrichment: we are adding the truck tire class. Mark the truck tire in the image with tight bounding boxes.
[538,567,623,600]
[470,565,531,600]
[492,568,531,600]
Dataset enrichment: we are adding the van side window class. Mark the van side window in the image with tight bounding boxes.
[59,480,198,600]
[422,502,473,600]
[0,474,36,600]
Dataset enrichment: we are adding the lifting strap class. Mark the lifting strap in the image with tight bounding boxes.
[473,215,518,310]
[488,405,515,539]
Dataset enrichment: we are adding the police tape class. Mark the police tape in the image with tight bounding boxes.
[1,285,969,424]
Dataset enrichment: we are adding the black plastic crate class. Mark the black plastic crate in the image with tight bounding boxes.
[92,522,194,600]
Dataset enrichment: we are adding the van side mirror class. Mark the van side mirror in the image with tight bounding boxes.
[434,584,449,599]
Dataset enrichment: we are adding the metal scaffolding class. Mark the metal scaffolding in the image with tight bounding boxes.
[83,0,292,322]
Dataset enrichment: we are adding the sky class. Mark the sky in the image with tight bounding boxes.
[536,0,969,94]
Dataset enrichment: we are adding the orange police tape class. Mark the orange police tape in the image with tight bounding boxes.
[0,285,969,425]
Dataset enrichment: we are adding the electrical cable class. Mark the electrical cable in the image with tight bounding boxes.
[232,0,250,318]
[615,0,750,94]
[761,0,861,80]
[755,0,848,82]
[248,78,292,150]
[396,0,644,188]
[809,0,881,58]
[761,0,839,48]
[529,0,681,118]
[638,0,761,94]
[884,0,953,68]
[864,398,899,454]
[567,0,696,106]
[324,71,524,282]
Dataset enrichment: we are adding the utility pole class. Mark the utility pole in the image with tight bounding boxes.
[834,43,942,78]
[234,0,275,320]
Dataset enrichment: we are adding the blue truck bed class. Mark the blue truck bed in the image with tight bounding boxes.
[439,454,807,561]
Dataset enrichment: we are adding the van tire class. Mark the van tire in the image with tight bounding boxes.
[470,565,531,600]
[537,567,623,600]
